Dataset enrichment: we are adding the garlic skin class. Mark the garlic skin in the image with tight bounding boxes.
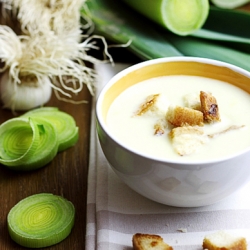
[0,71,52,111]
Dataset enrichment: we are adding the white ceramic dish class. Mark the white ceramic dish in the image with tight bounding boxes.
[96,57,250,207]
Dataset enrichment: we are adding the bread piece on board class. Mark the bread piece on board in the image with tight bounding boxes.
[166,106,203,127]
[132,233,173,250]
[203,231,247,250]
[200,91,220,123]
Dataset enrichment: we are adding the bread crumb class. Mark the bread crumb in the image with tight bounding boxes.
[177,228,188,233]
[154,118,168,135]
[154,123,165,135]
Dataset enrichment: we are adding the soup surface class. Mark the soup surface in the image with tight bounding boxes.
[106,75,250,161]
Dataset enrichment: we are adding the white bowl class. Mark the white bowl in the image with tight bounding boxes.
[96,57,250,207]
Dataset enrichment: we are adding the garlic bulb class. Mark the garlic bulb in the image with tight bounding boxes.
[0,71,52,111]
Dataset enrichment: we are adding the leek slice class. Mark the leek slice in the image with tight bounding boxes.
[8,193,75,248]
[0,117,58,171]
[22,118,58,170]
[81,0,182,59]
[0,107,78,171]
[0,118,40,164]
[23,107,79,152]
[121,0,209,35]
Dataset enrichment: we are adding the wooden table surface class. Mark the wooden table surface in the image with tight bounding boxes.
[0,84,92,249]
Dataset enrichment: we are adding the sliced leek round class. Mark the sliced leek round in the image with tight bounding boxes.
[0,107,78,171]
[0,117,58,171]
[23,107,79,152]
[0,118,40,167]
[8,193,75,248]
[22,117,58,170]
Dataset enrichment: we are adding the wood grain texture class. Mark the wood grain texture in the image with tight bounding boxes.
[0,84,92,249]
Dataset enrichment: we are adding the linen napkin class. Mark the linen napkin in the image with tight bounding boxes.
[85,63,250,250]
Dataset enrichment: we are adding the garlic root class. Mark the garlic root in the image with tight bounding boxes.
[0,71,52,111]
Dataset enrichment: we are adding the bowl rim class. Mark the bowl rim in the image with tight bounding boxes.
[96,56,250,165]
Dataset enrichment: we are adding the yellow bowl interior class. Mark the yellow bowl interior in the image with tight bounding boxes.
[102,61,250,120]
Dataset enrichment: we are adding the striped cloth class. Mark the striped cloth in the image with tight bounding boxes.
[85,63,250,250]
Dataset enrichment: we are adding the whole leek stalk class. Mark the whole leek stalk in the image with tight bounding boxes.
[82,0,250,71]
[82,0,182,59]
[121,0,209,36]
[210,0,250,9]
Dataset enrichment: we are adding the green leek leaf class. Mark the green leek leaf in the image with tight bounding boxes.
[193,29,250,45]
[166,34,250,72]
[192,7,250,52]
[202,6,250,38]
[8,193,75,248]
[192,6,250,40]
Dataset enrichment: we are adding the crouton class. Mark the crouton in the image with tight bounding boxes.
[203,231,247,250]
[154,118,168,135]
[169,126,209,156]
[154,123,165,135]
[183,92,201,111]
[132,233,173,250]
[200,91,220,123]
[166,106,204,127]
[136,94,160,116]
[135,94,169,117]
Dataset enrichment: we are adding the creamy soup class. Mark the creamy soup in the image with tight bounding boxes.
[106,75,250,161]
